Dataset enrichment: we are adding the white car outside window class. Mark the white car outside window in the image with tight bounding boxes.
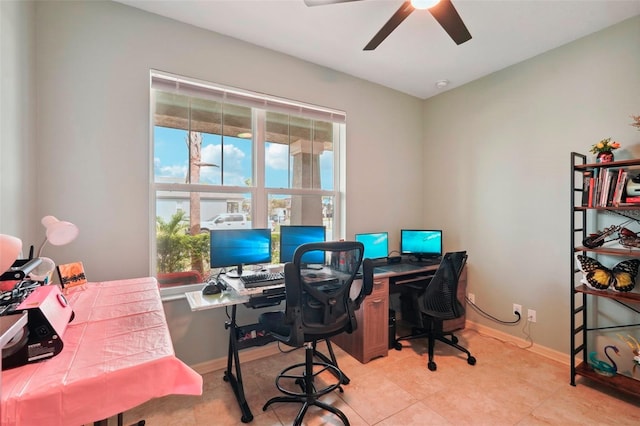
[200,214,251,231]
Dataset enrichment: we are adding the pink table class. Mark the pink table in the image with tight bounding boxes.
[1,277,202,426]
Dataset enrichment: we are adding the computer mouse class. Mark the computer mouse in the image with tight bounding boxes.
[202,282,222,295]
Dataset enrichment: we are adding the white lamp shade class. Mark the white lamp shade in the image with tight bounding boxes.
[41,216,79,246]
[0,234,22,274]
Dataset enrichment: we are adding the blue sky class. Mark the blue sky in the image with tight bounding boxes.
[153,126,333,189]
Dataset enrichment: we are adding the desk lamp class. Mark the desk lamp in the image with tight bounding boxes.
[0,234,22,274]
[37,216,79,257]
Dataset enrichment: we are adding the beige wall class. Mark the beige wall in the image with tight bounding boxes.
[422,15,640,353]
[0,0,38,245]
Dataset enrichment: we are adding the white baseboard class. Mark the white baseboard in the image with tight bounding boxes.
[465,320,570,366]
[189,322,570,374]
[191,342,282,375]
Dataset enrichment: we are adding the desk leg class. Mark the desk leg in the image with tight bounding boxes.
[223,304,254,423]
[93,413,144,426]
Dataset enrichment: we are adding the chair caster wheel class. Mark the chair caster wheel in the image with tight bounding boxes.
[468,356,476,366]
[428,361,437,371]
[451,335,459,344]
[393,341,403,351]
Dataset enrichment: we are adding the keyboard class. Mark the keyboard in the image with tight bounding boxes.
[245,288,286,308]
[240,272,285,288]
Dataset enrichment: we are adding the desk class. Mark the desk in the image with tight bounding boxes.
[331,262,467,363]
[185,262,466,422]
[186,271,346,423]
[187,276,285,423]
[1,277,203,426]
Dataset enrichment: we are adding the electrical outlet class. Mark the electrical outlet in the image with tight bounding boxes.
[513,303,522,316]
[528,309,537,323]
[468,293,475,304]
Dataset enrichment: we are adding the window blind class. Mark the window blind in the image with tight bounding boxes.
[151,71,346,124]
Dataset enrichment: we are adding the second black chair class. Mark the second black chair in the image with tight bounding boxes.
[395,251,476,371]
[259,241,373,426]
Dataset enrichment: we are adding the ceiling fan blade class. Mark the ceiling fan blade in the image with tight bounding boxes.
[364,1,414,51]
[428,0,471,45]
[304,0,363,6]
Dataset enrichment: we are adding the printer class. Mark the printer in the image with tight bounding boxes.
[2,285,74,370]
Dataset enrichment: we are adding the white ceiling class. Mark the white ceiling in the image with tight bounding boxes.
[116,0,640,99]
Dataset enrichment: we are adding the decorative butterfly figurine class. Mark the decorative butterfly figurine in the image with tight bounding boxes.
[575,255,640,292]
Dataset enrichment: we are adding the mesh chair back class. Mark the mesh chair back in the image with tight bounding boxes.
[283,241,373,345]
[419,251,468,320]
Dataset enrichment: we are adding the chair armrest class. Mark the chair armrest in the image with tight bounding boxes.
[353,258,374,308]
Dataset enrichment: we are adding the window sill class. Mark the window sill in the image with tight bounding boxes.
[160,282,203,302]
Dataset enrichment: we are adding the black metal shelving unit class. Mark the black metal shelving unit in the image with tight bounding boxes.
[570,152,640,398]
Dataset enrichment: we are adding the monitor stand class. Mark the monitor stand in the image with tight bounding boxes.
[410,255,441,265]
[226,264,254,279]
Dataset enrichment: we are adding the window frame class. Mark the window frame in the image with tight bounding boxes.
[149,71,346,281]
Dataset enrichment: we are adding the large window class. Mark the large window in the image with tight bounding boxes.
[151,72,345,285]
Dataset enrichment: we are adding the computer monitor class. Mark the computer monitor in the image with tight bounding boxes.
[279,225,326,265]
[400,229,443,262]
[210,228,272,278]
[355,232,389,260]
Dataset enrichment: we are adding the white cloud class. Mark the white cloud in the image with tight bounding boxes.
[266,143,289,170]
[161,165,187,180]
[154,157,188,180]
[200,143,248,185]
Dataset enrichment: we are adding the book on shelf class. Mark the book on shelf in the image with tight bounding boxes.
[599,169,614,207]
[592,168,600,207]
[612,169,628,206]
[592,168,613,207]
[582,171,592,206]
[584,167,631,207]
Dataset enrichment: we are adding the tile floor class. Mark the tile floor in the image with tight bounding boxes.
[122,329,640,425]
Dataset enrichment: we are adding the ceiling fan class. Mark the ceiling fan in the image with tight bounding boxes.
[304,0,472,51]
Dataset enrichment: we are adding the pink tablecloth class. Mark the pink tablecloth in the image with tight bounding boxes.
[1,277,202,426]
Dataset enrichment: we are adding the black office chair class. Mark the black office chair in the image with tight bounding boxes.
[259,241,373,426]
[395,251,475,371]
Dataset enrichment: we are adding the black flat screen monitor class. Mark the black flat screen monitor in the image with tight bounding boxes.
[400,229,443,262]
[355,232,388,260]
[210,228,272,278]
[279,225,326,265]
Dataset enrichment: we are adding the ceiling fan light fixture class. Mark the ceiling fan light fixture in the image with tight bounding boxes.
[411,0,440,10]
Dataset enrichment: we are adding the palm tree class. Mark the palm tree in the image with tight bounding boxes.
[187,131,217,275]
[156,211,190,273]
